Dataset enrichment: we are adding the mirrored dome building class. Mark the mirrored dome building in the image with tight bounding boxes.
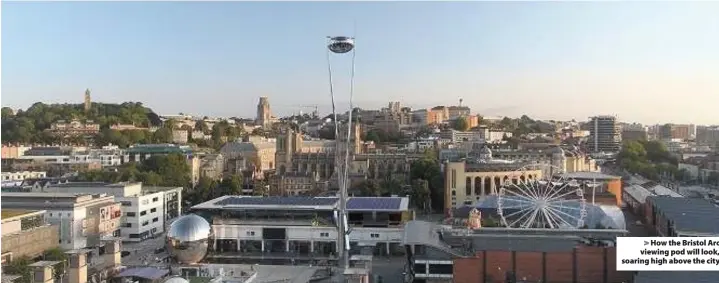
[162,277,190,283]
[166,214,212,264]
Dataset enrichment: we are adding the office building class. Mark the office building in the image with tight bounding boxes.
[38,182,183,242]
[1,192,121,250]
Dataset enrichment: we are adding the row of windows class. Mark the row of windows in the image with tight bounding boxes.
[120,197,161,207]
[125,207,159,217]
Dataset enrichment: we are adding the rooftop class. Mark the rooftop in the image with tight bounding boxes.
[125,144,193,154]
[560,171,621,180]
[0,209,38,220]
[192,195,410,212]
[648,196,719,235]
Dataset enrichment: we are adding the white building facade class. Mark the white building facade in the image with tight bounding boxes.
[36,182,183,242]
[191,196,412,259]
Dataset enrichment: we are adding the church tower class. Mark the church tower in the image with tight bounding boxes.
[84,88,92,112]
[256,96,272,128]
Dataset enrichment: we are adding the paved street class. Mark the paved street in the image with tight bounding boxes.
[121,234,169,266]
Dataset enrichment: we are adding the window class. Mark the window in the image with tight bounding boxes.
[428,264,453,275]
[126,212,136,217]
[370,233,380,238]
[142,221,149,226]
[140,211,147,216]
[129,234,140,239]
[414,263,427,274]
[150,208,157,213]
[246,231,255,236]
[320,232,329,237]
[152,217,159,223]
[124,223,132,228]
[120,201,132,206]
[152,197,159,202]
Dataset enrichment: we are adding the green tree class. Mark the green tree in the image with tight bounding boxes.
[43,248,68,280]
[194,120,210,133]
[410,179,432,213]
[452,117,470,131]
[410,155,444,212]
[221,174,243,195]
[4,256,33,283]
[152,127,173,143]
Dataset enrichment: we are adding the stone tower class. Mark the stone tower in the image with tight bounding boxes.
[84,88,91,112]
[256,96,271,128]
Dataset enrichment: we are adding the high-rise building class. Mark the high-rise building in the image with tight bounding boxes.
[256,96,272,128]
[588,116,621,153]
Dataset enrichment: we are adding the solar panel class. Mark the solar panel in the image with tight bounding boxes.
[346,197,402,210]
[214,196,339,207]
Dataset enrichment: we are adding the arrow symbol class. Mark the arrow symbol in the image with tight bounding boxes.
[644,241,649,246]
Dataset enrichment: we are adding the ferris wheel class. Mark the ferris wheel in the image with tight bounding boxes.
[496,164,588,229]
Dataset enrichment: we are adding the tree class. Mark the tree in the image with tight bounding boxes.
[618,140,679,181]
[43,248,68,280]
[410,155,444,212]
[194,120,210,133]
[221,174,243,195]
[2,101,158,144]
[452,117,470,131]
[152,128,173,143]
[356,180,382,196]
[4,256,33,283]
[410,179,431,213]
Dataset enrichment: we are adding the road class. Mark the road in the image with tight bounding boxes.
[121,233,169,266]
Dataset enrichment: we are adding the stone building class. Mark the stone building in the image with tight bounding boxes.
[220,137,276,178]
[444,144,547,211]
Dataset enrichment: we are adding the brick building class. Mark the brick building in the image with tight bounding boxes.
[403,221,632,283]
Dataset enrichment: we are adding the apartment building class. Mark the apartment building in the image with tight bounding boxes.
[588,116,622,153]
[1,192,122,250]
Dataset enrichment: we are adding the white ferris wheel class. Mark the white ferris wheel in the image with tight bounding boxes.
[496,164,588,229]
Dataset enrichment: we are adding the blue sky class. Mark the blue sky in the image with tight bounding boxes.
[2,2,718,124]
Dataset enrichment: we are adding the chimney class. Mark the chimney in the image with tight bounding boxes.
[67,251,88,283]
[104,239,122,267]
[29,261,55,283]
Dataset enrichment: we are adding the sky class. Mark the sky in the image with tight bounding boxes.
[2,1,718,125]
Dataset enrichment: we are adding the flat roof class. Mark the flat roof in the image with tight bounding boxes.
[0,209,38,220]
[1,192,97,198]
[192,195,410,212]
[648,196,719,235]
[560,171,621,180]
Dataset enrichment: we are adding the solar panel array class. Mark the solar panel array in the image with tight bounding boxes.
[347,197,402,210]
[214,196,339,206]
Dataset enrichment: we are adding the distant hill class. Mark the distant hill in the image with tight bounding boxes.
[1,102,162,144]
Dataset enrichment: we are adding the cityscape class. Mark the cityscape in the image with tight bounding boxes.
[2,2,719,283]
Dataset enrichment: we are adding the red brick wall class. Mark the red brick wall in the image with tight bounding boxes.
[485,251,512,282]
[515,252,543,282]
[452,247,631,283]
[545,251,574,283]
[454,257,483,283]
[644,198,655,226]
[576,246,605,283]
